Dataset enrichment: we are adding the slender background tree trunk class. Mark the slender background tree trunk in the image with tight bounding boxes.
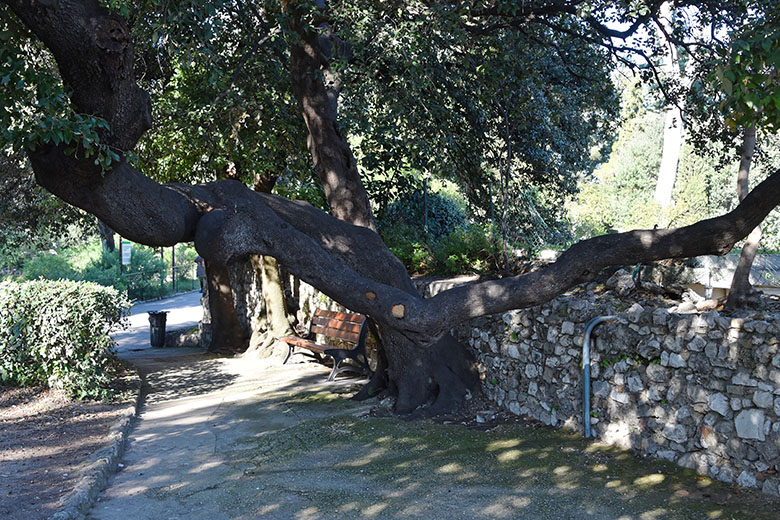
[653,1,685,218]
[726,124,760,309]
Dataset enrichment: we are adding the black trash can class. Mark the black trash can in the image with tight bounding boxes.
[148,311,168,348]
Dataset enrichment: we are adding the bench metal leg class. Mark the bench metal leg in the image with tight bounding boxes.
[282,344,293,364]
[324,350,371,382]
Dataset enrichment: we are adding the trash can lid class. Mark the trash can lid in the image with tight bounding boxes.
[147,310,169,315]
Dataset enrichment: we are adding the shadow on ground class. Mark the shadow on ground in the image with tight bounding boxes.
[90,354,780,520]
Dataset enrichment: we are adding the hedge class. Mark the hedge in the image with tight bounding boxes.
[0,279,130,399]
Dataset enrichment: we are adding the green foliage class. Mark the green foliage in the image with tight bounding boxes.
[0,279,129,399]
[334,1,618,226]
[21,239,196,301]
[567,80,665,236]
[22,253,77,281]
[382,189,468,240]
[121,0,313,191]
[0,8,121,173]
[0,153,95,270]
[715,16,780,132]
[381,221,499,276]
[434,225,497,275]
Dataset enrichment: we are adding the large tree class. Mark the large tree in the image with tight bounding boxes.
[3,0,780,414]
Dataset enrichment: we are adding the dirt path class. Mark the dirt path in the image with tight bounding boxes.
[88,352,780,520]
[0,386,131,520]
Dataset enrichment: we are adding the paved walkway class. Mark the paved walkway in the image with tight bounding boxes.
[90,296,779,519]
[113,291,203,354]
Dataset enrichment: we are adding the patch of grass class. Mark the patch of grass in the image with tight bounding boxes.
[243,400,779,520]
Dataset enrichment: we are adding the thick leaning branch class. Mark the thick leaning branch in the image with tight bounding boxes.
[429,167,780,324]
[187,181,431,329]
[5,0,151,150]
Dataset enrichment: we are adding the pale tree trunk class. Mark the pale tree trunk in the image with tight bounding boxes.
[726,125,761,309]
[653,1,684,216]
[243,171,295,359]
[244,255,295,358]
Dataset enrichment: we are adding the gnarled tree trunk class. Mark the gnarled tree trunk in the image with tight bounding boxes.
[204,260,248,354]
[244,254,295,359]
[7,0,780,416]
[242,170,295,359]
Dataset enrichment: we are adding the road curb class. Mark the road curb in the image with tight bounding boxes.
[48,371,144,520]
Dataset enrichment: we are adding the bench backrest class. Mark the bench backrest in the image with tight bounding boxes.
[311,309,367,346]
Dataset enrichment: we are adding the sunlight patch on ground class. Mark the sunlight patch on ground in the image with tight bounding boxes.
[553,465,571,475]
[384,482,421,498]
[634,473,665,487]
[294,506,321,519]
[362,502,388,517]
[497,449,523,462]
[640,509,671,519]
[337,446,389,467]
[338,502,359,513]
[398,502,425,515]
[257,504,280,515]
[481,497,532,518]
[187,460,222,474]
[486,438,521,451]
[437,462,463,474]
[592,463,608,472]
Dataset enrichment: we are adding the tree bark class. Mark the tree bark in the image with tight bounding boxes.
[243,254,295,359]
[97,219,115,253]
[286,11,479,410]
[288,19,376,231]
[726,124,760,309]
[242,171,295,359]
[204,260,249,354]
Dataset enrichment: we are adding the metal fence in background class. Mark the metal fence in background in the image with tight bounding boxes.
[120,264,198,301]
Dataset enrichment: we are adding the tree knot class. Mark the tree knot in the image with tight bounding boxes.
[95,17,129,54]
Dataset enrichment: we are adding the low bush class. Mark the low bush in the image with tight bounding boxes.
[22,253,77,281]
[21,240,197,301]
[433,224,498,274]
[381,221,501,276]
[0,279,130,399]
[383,190,468,240]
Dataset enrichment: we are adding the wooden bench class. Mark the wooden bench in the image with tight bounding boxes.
[280,309,371,381]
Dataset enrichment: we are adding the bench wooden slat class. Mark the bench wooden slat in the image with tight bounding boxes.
[311,316,363,334]
[311,325,360,343]
[279,336,329,352]
[315,309,365,324]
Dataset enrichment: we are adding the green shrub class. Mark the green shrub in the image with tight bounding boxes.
[81,245,167,300]
[22,253,78,281]
[0,279,130,399]
[433,223,498,275]
[381,221,501,275]
[381,190,468,240]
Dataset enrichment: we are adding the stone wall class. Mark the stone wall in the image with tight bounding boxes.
[454,291,780,497]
